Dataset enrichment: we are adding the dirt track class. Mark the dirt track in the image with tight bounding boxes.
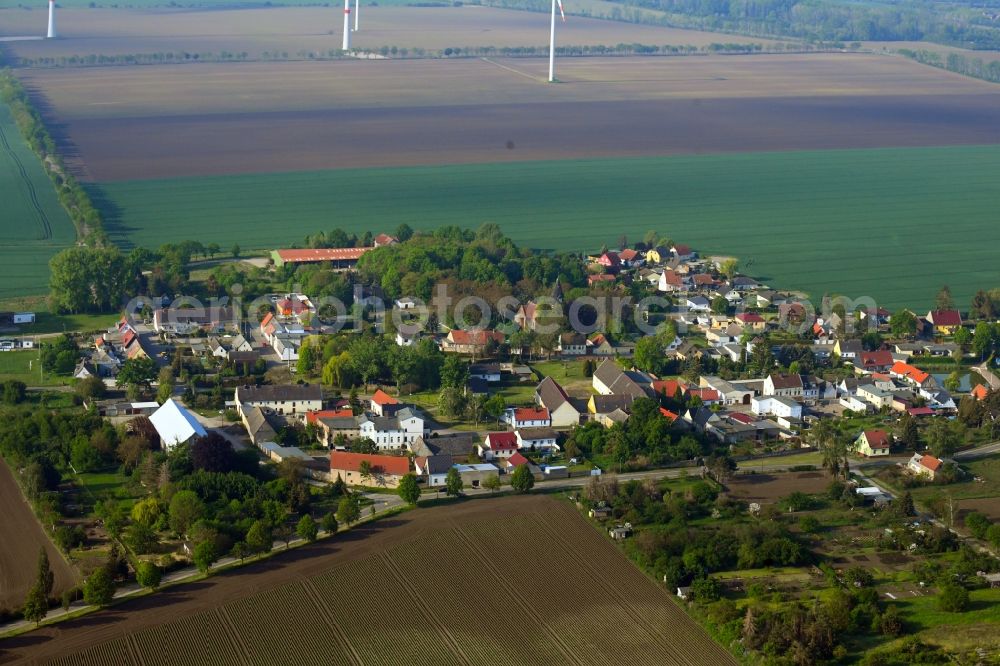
[0,495,735,666]
[0,461,78,612]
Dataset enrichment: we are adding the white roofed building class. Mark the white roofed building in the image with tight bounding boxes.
[149,398,207,449]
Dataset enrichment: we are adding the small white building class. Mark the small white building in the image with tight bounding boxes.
[751,395,802,419]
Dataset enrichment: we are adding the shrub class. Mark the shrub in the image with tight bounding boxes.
[937,583,970,612]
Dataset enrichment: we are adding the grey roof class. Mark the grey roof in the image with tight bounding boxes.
[238,383,321,403]
[423,454,453,475]
[518,427,558,441]
[593,359,623,387]
[396,406,423,421]
[412,433,479,457]
[244,405,278,443]
[590,394,636,414]
[536,376,570,411]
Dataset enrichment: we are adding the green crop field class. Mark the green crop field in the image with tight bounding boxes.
[0,102,76,299]
[92,144,1000,310]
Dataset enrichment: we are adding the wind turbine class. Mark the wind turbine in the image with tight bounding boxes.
[354,0,359,32]
[342,0,351,51]
[548,0,565,83]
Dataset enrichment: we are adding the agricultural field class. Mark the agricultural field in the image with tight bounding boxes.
[0,460,78,611]
[90,145,1000,310]
[0,495,733,665]
[0,5,778,59]
[0,102,75,298]
[12,52,1000,308]
[725,470,832,503]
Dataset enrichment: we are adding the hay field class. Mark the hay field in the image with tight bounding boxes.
[90,145,1000,310]
[0,5,776,58]
[0,102,76,298]
[1,496,734,666]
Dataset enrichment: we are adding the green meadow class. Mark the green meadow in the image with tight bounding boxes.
[91,144,1000,310]
[0,103,76,299]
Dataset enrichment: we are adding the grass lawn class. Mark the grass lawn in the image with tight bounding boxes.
[74,469,141,512]
[94,145,1000,309]
[15,311,118,336]
[0,350,71,385]
[875,453,1000,506]
[893,588,1000,643]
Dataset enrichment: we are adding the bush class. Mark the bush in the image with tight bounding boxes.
[964,511,991,539]
[937,583,970,612]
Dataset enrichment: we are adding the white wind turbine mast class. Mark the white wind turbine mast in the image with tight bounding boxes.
[548,0,565,83]
[342,0,351,50]
[354,0,359,32]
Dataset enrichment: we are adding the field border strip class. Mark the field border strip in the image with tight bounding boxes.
[298,578,365,666]
[449,523,585,666]
[377,550,472,666]
[214,607,253,666]
[533,510,735,666]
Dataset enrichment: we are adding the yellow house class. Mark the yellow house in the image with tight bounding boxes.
[854,429,891,457]
[926,310,962,336]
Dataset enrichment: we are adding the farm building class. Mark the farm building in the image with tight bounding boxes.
[507,406,551,429]
[330,451,410,488]
[534,377,583,428]
[452,463,500,489]
[516,428,559,453]
[149,398,207,450]
[271,247,371,268]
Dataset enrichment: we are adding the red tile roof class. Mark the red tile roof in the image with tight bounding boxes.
[373,233,398,246]
[619,248,639,261]
[928,310,962,327]
[506,451,529,467]
[736,313,765,323]
[588,274,616,285]
[484,432,518,451]
[673,244,692,256]
[728,412,754,425]
[448,329,505,346]
[371,389,399,406]
[599,252,621,266]
[907,407,935,416]
[659,407,678,421]
[686,388,720,402]
[861,350,894,368]
[972,384,990,401]
[890,361,930,385]
[863,429,890,448]
[918,454,942,472]
[513,406,549,422]
[307,409,353,424]
[652,379,686,397]
[276,247,371,263]
[330,451,410,476]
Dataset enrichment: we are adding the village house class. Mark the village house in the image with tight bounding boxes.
[588,394,637,422]
[856,350,895,374]
[516,427,560,453]
[699,376,753,405]
[557,332,587,356]
[469,363,502,383]
[857,383,895,409]
[907,453,943,480]
[506,406,551,429]
[373,233,399,247]
[478,432,519,460]
[414,455,452,487]
[591,359,650,397]
[926,310,962,336]
[152,306,238,335]
[440,329,505,355]
[890,361,934,388]
[735,312,767,331]
[236,384,323,416]
[535,376,584,428]
[370,389,400,417]
[358,406,426,449]
[330,451,410,488]
[854,429,892,456]
[833,339,862,362]
[763,373,804,398]
[514,302,539,330]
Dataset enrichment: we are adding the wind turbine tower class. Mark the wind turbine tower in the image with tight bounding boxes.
[47,0,57,39]
[342,0,351,51]
[548,0,565,82]
[354,0,359,32]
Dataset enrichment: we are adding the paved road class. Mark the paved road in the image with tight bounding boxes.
[954,441,1000,460]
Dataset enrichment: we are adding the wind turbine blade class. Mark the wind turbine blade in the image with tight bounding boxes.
[557,0,565,21]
